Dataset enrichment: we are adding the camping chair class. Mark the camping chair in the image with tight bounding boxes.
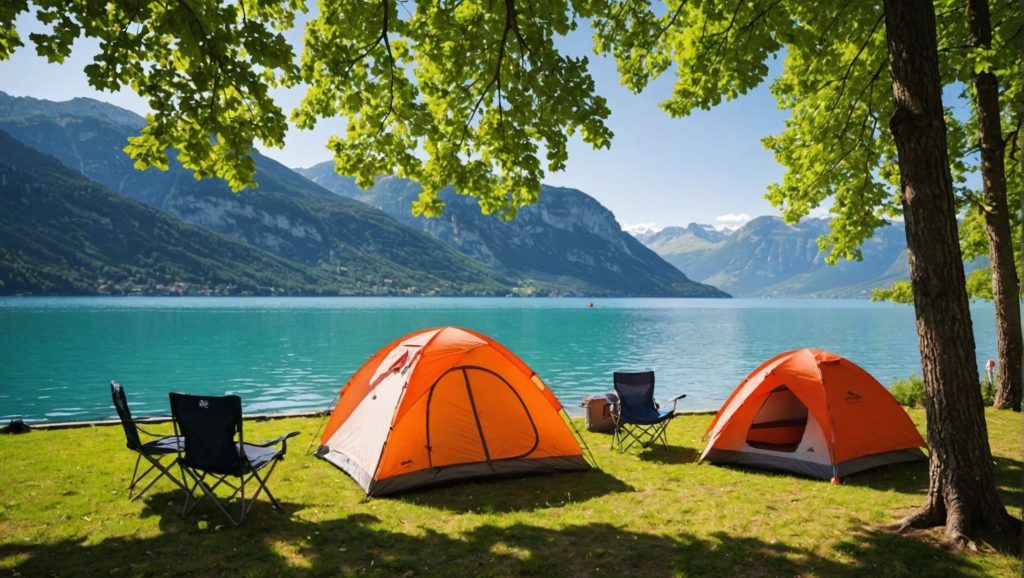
[610,371,686,452]
[110,380,187,500]
[168,392,298,526]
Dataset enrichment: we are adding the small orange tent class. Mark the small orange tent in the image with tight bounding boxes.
[700,349,925,480]
[317,326,589,495]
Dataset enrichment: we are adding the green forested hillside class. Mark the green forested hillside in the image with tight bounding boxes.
[0,130,340,295]
[0,92,512,296]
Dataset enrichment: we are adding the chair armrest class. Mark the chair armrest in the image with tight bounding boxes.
[134,421,173,438]
[252,431,300,452]
[668,393,687,411]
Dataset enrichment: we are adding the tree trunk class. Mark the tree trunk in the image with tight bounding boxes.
[881,0,1019,545]
[967,0,1023,412]
[1018,0,1024,543]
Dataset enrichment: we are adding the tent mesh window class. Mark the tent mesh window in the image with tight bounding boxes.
[745,386,808,452]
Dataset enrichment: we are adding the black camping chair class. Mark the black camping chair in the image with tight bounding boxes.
[610,371,686,453]
[168,392,298,526]
[110,380,187,500]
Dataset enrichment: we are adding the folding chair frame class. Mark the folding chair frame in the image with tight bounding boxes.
[177,446,286,526]
[169,393,298,526]
[126,431,189,501]
[610,393,686,453]
[111,380,187,501]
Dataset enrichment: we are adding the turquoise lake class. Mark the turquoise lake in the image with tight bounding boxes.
[0,297,999,423]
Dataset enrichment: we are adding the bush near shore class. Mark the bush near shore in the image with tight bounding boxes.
[889,374,996,407]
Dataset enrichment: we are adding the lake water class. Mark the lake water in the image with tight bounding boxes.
[0,297,998,423]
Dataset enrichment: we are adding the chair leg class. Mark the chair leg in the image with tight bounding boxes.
[239,476,246,525]
[128,454,187,501]
[131,463,165,501]
[128,454,143,493]
[129,457,164,498]
[181,468,243,526]
[176,459,287,526]
[613,421,672,453]
[181,469,202,517]
[248,460,284,513]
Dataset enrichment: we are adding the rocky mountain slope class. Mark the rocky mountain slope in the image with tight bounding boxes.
[0,92,511,296]
[297,163,729,297]
[1,91,729,298]
[0,129,339,295]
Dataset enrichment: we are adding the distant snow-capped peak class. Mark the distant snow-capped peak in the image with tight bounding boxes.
[623,222,664,235]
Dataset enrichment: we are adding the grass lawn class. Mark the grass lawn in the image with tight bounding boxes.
[0,409,1020,577]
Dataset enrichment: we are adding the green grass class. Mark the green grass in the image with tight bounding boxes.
[1,409,1020,577]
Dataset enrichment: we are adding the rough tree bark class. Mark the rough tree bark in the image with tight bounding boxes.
[966,0,1023,412]
[881,0,1019,544]
[1018,0,1024,546]
[1018,0,1024,542]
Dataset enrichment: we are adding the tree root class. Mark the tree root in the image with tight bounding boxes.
[894,507,944,533]
[888,506,1021,551]
[946,532,981,551]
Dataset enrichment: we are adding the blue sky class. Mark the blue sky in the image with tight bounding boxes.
[0,10,795,229]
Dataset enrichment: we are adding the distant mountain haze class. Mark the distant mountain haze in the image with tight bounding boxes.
[296,163,729,297]
[632,216,917,298]
[0,91,727,297]
[632,224,729,255]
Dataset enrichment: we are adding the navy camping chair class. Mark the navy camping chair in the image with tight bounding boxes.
[610,371,686,452]
[168,392,298,526]
[110,381,187,500]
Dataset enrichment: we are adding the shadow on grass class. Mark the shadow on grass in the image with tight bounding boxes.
[396,468,633,513]
[0,507,1004,577]
[991,455,1023,512]
[843,461,930,494]
[845,454,1022,508]
[634,445,700,464]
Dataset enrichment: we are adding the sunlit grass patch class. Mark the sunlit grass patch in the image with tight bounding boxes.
[0,409,1019,576]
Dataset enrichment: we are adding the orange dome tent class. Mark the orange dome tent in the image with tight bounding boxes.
[699,349,926,480]
[317,327,590,495]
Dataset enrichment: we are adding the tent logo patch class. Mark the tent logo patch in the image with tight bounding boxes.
[845,390,863,404]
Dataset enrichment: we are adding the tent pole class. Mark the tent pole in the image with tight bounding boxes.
[562,408,599,468]
[306,391,340,455]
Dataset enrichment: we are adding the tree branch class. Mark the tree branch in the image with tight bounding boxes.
[378,0,395,135]
[456,0,514,154]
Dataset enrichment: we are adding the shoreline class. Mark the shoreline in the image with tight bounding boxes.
[13,408,720,431]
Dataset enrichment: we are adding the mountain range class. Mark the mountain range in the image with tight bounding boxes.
[0,91,725,297]
[297,164,725,297]
[0,129,340,295]
[632,217,911,297]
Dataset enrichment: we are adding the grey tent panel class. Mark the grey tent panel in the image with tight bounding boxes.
[319,451,590,496]
[703,447,926,480]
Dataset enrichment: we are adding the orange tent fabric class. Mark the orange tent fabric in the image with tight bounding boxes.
[317,327,588,495]
[700,349,926,480]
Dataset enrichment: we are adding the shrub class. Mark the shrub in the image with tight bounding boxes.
[889,373,996,407]
[889,375,926,407]
[980,377,995,406]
